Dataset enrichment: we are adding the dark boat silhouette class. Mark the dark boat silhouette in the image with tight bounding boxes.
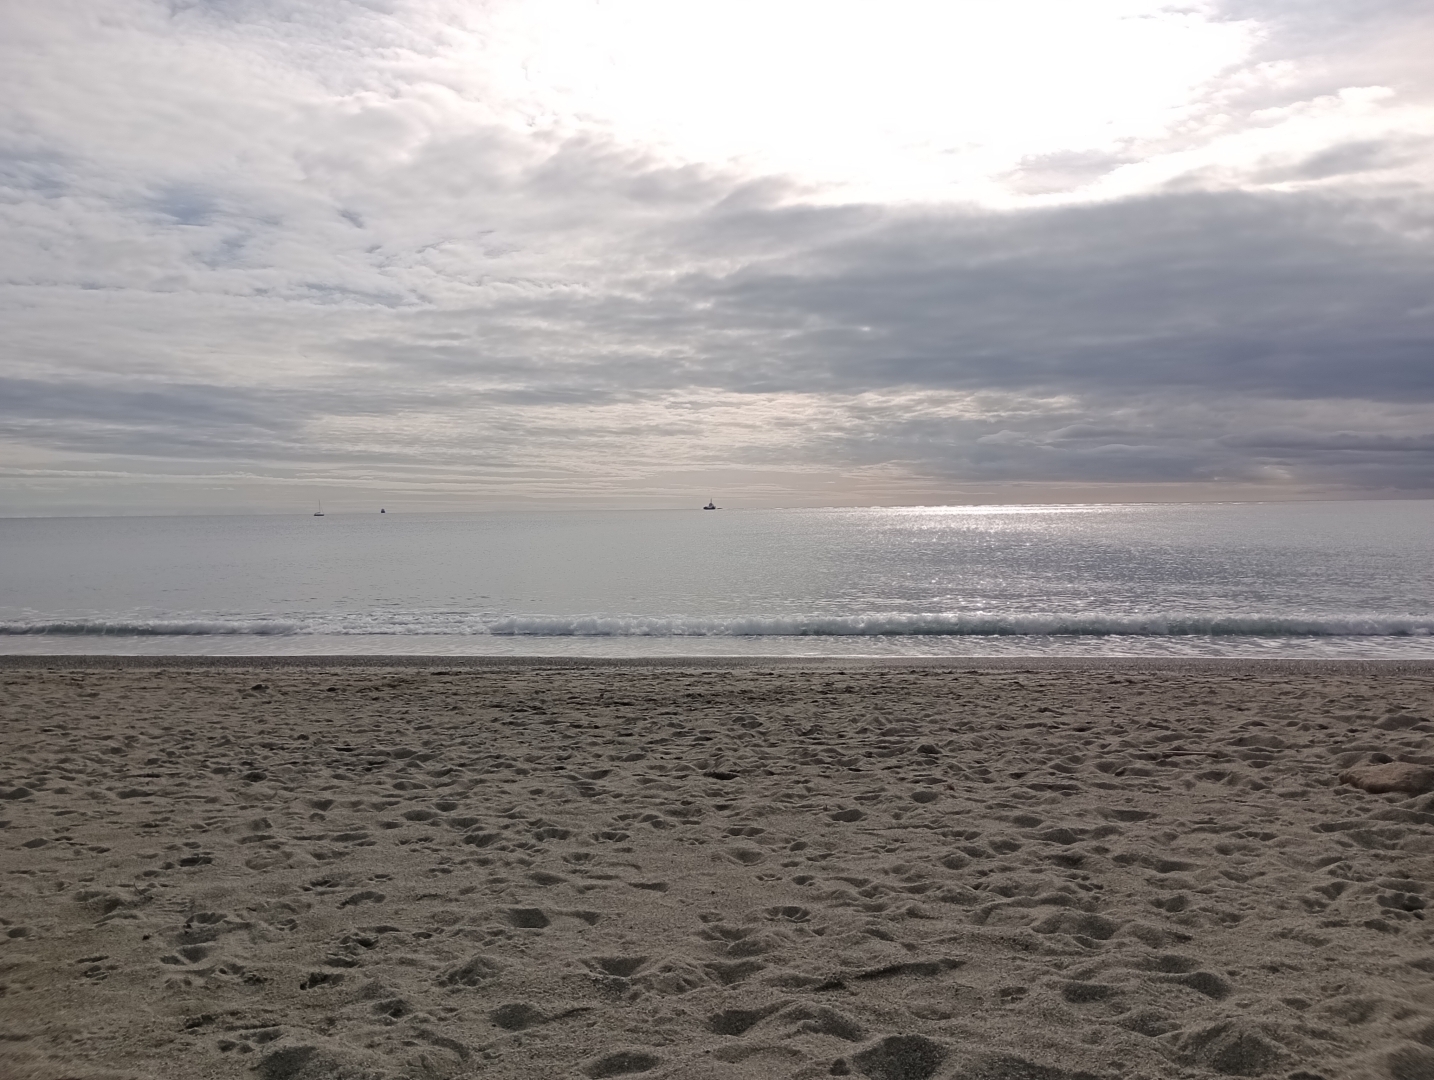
[703,500,717,510]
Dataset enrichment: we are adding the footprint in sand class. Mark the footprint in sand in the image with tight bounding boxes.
[850,1035,947,1080]
[779,1003,864,1041]
[490,1003,546,1030]
[440,955,503,986]
[586,955,648,978]
[505,907,549,928]
[706,1002,786,1036]
[583,1050,661,1077]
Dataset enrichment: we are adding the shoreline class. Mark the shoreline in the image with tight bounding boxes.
[5,653,1434,675]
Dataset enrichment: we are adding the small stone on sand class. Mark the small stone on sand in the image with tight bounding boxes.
[1338,762,1434,795]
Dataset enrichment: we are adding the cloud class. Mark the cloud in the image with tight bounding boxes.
[1,0,1432,512]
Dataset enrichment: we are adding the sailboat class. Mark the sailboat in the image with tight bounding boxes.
[313,499,324,517]
[703,500,717,510]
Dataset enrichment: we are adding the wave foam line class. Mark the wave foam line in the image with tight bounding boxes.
[2,613,1433,637]
[0,620,302,636]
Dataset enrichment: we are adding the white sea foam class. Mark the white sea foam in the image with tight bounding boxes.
[3,612,1432,637]
[0,620,303,636]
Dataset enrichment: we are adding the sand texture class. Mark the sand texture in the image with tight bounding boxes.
[2,662,1434,1080]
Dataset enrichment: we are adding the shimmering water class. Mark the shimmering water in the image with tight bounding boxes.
[2,502,1432,656]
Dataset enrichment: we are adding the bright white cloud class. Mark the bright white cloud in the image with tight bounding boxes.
[462,0,1263,201]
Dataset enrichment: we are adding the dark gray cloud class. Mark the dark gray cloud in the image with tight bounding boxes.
[342,182,1434,408]
[659,190,1434,400]
[1254,138,1422,182]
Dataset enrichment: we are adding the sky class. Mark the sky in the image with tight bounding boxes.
[2,0,1433,514]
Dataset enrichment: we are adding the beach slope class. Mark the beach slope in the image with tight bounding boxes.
[1,661,1432,1080]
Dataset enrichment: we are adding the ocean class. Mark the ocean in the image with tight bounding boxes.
[2,501,1432,658]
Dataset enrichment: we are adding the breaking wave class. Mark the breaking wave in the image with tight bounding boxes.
[0,620,303,636]
[2,613,1432,637]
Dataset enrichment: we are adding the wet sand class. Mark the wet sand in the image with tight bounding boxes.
[1,659,1433,1080]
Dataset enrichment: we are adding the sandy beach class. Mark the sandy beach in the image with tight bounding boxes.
[1,658,1432,1080]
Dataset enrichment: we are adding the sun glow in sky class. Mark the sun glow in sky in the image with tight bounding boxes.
[465,0,1259,201]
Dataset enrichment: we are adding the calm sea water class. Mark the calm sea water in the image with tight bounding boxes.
[2,502,1432,657]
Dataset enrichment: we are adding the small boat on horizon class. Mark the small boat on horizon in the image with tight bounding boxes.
[703,500,717,510]
[314,499,324,517]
